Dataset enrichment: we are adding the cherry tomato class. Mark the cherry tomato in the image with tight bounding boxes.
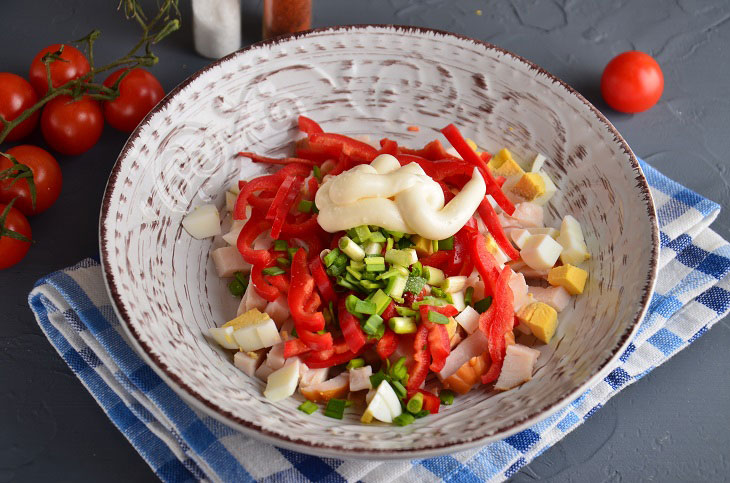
[601,51,664,113]
[103,68,165,133]
[29,44,90,97]
[0,73,40,142]
[0,202,32,270]
[41,95,103,155]
[0,145,62,216]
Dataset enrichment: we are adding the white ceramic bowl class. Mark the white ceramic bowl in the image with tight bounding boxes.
[100,25,659,459]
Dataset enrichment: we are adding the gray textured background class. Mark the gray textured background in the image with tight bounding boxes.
[1,1,729,481]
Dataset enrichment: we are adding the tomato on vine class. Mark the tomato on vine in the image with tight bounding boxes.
[103,68,165,133]
[0,73,40,142]
[0,201,32,270]
[28,44,90,97]
[601,51,664,113]
[41,95,104,155]
[0,146,62,216]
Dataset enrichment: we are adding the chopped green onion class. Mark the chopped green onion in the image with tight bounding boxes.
[363,242,383,256]
[442,276,467,293]
[355,299,377,315]
[390,357,408,382]
[432,239,439,252]
[385,248,416,268]
[370,371,387,389]
[327,264,346,277]
[345,266,363,280]
[228,279,246,297]
[336,276,360,291]
[464,286,474,306]
[365,264,386,273]
[385,237,394,252]
[474,296,493,314]
[373,323,386,339]
[324,398,347,419]
[349,260,365,271]
[353,225,372,243]
[396,237,414,249]
[361,314,384,335]
[368,231,387,243]
[395,306,417,317]
[345,295,361,315]
[290,326,298,338]
[377,266,408,280]
[339,236,366,261]
[262,267,285,276]
[439,390,455,405]
[277,257,291,267]
[360,271,379,281]
[410,262,423,278]
[385,275,408,299]
[430,286,448,299]
[413,409,430,419]
[312,165,322,182]
[273,240,288,252]
[297,200,313,213]
[427,310,450,324]
[404,275,427,295]
[298,400,318,414]
[391,380,407,399]
[287,247,299,258]
[388,316,417,334]
[346,358,365,370]
[438,236,455,250]
[365,256,385,265]
[360,280,382,290]
[384,229,405,240]
[412,296,448,308]
[370,289,392,315]
[422,265,445,285]
[323,248,340,267]
[406,392,424,413]
[393,413,416,426]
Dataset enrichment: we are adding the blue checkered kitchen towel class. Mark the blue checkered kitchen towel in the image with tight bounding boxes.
[28,160,730,483]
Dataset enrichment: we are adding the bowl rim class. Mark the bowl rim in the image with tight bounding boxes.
[99,24,660,459]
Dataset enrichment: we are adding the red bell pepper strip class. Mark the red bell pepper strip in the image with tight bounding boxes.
[418,304,459,319]
[236,212,274,266]
[470,231,501,295]
[295,138,339,163]
[308,132,379,162]
[238,151,318,166]
[442,228,470,276]
[418,389,441,414]
[406,324,431,397]
[278,162,315,179]
[309,257,336,303]
[283,338,311,358]
[266,175,296,220]
[420,251,452,271]
[269,176,304,239]
[440,123,515,215]
[297,115,324,135]
[477,197,520,260]
[307,177,319,198]
[480,266,515,384]
[297,329,334,352]
[376,329,398,360]
[267,274,290,294]
[378,138,399,155]
[339,301,368,354]
[301,349,359,369]
[279,215,321,237]
[288,248,327,333]
[250,262,281,302]
[424,321,450,372]
[380,301,398,322]
[234,174,281,220]
[399,139,460,161]
[304,291,321,313]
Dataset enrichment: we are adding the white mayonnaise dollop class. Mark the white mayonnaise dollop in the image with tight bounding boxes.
[315,154,486,240]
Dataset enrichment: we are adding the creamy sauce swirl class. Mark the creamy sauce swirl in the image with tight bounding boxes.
[315,154,486,239]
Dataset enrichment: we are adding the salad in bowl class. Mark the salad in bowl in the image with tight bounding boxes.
[183,116,591,426]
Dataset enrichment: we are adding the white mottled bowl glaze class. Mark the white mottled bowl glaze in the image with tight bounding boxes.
[100,25,659,459]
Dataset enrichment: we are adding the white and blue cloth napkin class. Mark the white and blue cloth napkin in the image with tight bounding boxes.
[28,160,730,482]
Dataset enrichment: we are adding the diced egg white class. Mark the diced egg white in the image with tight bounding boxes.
[362,381,402,423]
[222,220,245,246]
[225,191,237,212]
[349,366,373,392]
[450,290,466,312]
[239,280,268,314]
[557,215,590,265]
[233,351,262,377]
[510,228,531,249]
[531,171,557,206]
[208,326,238,350]
[264,359,301,402]
[494,344,540,390]
[264,296,290,327]
[531,153,546,172]
[520,234,563,271]
[211,246,252,278]
[182,204,221,239]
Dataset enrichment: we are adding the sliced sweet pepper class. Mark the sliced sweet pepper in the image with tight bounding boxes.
[238,152,318,166]
[440,123,515,215]
[480,266,515,384]
[236,212,274,266]
[250,262,281,302]
[309,256,336,303]
[267,175,304,239]
[406,324,431,397]
[376,329,398,360]
[283,338,311,358]
[380,301,398,322]
[308,132,379,162]
[339,299,368,354]
[477,197,520,260]
[288,248,327,333]
[418,389,441,414]
[470,230,501,295]
[298,115,324,135]
[234,174,280,220]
